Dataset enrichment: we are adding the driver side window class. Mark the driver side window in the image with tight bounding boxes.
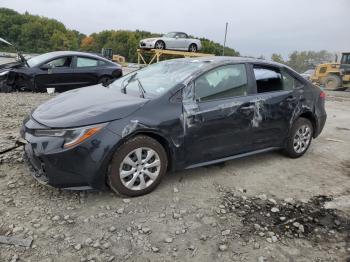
[45,57,72,68]
[194,64,248,102]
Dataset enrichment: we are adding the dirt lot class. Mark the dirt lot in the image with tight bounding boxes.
[0,90,350,262]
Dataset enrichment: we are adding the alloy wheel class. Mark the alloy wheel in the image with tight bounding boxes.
[119,147,161,191]
[189,44,197,52]
[293,125,311,154]
[155,41,165,49]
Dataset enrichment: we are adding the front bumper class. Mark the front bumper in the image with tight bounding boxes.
[139,42,155,49]
[21,118,121,190]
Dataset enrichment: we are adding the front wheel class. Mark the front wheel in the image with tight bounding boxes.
[108,136,168,197]
[283,118,313,158]
[154,41,165,50]
[188,44,198,52]
[0,82,13,93]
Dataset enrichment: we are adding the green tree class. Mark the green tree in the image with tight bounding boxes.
[286,50,333,72]
[271,53,285,64]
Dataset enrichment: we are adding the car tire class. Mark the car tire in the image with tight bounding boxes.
[188,44,198,52]
[323,74,342,90]
[98,76,112,86]
[283,117,313,158]
[0,82,13,93]
[154,41,165,50]
[108,135,168,197]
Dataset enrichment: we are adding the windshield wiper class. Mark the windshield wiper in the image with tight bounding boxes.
[121,72,137,94]
[136,78,146,98]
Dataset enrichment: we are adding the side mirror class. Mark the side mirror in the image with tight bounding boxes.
[175,35,179,39]
[40,64,52,70]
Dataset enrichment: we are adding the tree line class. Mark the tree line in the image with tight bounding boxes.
[0,8,239,62]
[270,51,334,73]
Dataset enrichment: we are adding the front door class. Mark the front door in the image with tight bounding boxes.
[34,56,74,91]
[184,64,257,165]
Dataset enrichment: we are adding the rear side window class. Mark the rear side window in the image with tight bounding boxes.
[195,64,248,101]
[253,66,302,93]
[77,57,98,67]
[254,67,283,93]
[281,70,303,90]
[99,60,108,66]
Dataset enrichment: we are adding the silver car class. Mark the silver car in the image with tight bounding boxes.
[139,32,202,52]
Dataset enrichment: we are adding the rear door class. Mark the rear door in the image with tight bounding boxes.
[72,56,100,88]
[184,63,259,165]
[34,56,74,91]
[248,64,304,148]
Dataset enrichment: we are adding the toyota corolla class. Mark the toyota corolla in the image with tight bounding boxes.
[21,57,326,196]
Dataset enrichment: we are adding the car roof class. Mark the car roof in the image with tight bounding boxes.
[173,56,288,68]
[164,56,301,77]
[169,32,187,35]
[42,51,109,61]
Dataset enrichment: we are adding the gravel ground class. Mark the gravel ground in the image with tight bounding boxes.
[0,90,350,262]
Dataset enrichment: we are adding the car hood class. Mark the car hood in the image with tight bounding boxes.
[141,38,158,42]
[0,61,25,71]
[32,85,149,128]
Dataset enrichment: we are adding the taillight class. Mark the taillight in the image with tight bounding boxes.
[320,91,326,99]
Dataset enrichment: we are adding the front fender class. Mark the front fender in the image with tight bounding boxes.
[107,118,186,171]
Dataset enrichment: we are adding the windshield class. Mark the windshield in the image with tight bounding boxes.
[111,60,207,97]
[163,32,177,38]
[27,53,58,67]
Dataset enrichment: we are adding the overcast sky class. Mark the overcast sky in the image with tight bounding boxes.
[1,0,349,58]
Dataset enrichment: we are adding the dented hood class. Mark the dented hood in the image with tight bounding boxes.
[0,61,25,70]
[32,85,149,128]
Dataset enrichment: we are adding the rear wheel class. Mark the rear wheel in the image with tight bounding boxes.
[323,74,342,90]
[98,76,112,85]
[155,41,165,50]
[188,43,198,52]
[108,136,168,197]
[283,118,313,158]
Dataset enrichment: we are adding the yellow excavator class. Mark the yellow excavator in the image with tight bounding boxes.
[311,52,350,90]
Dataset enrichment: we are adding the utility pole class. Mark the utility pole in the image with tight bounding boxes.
[223,22,228,56]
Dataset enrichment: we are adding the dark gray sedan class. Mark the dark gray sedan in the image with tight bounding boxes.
[21,57,326,196]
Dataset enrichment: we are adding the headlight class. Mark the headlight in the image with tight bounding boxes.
[144,39,156,43]
[34,123,107,148]
[0,70,9,76]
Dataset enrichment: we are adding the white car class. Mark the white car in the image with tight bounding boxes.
[139,32,202,52]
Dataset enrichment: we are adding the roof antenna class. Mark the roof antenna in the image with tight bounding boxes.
[222,22,228,56]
